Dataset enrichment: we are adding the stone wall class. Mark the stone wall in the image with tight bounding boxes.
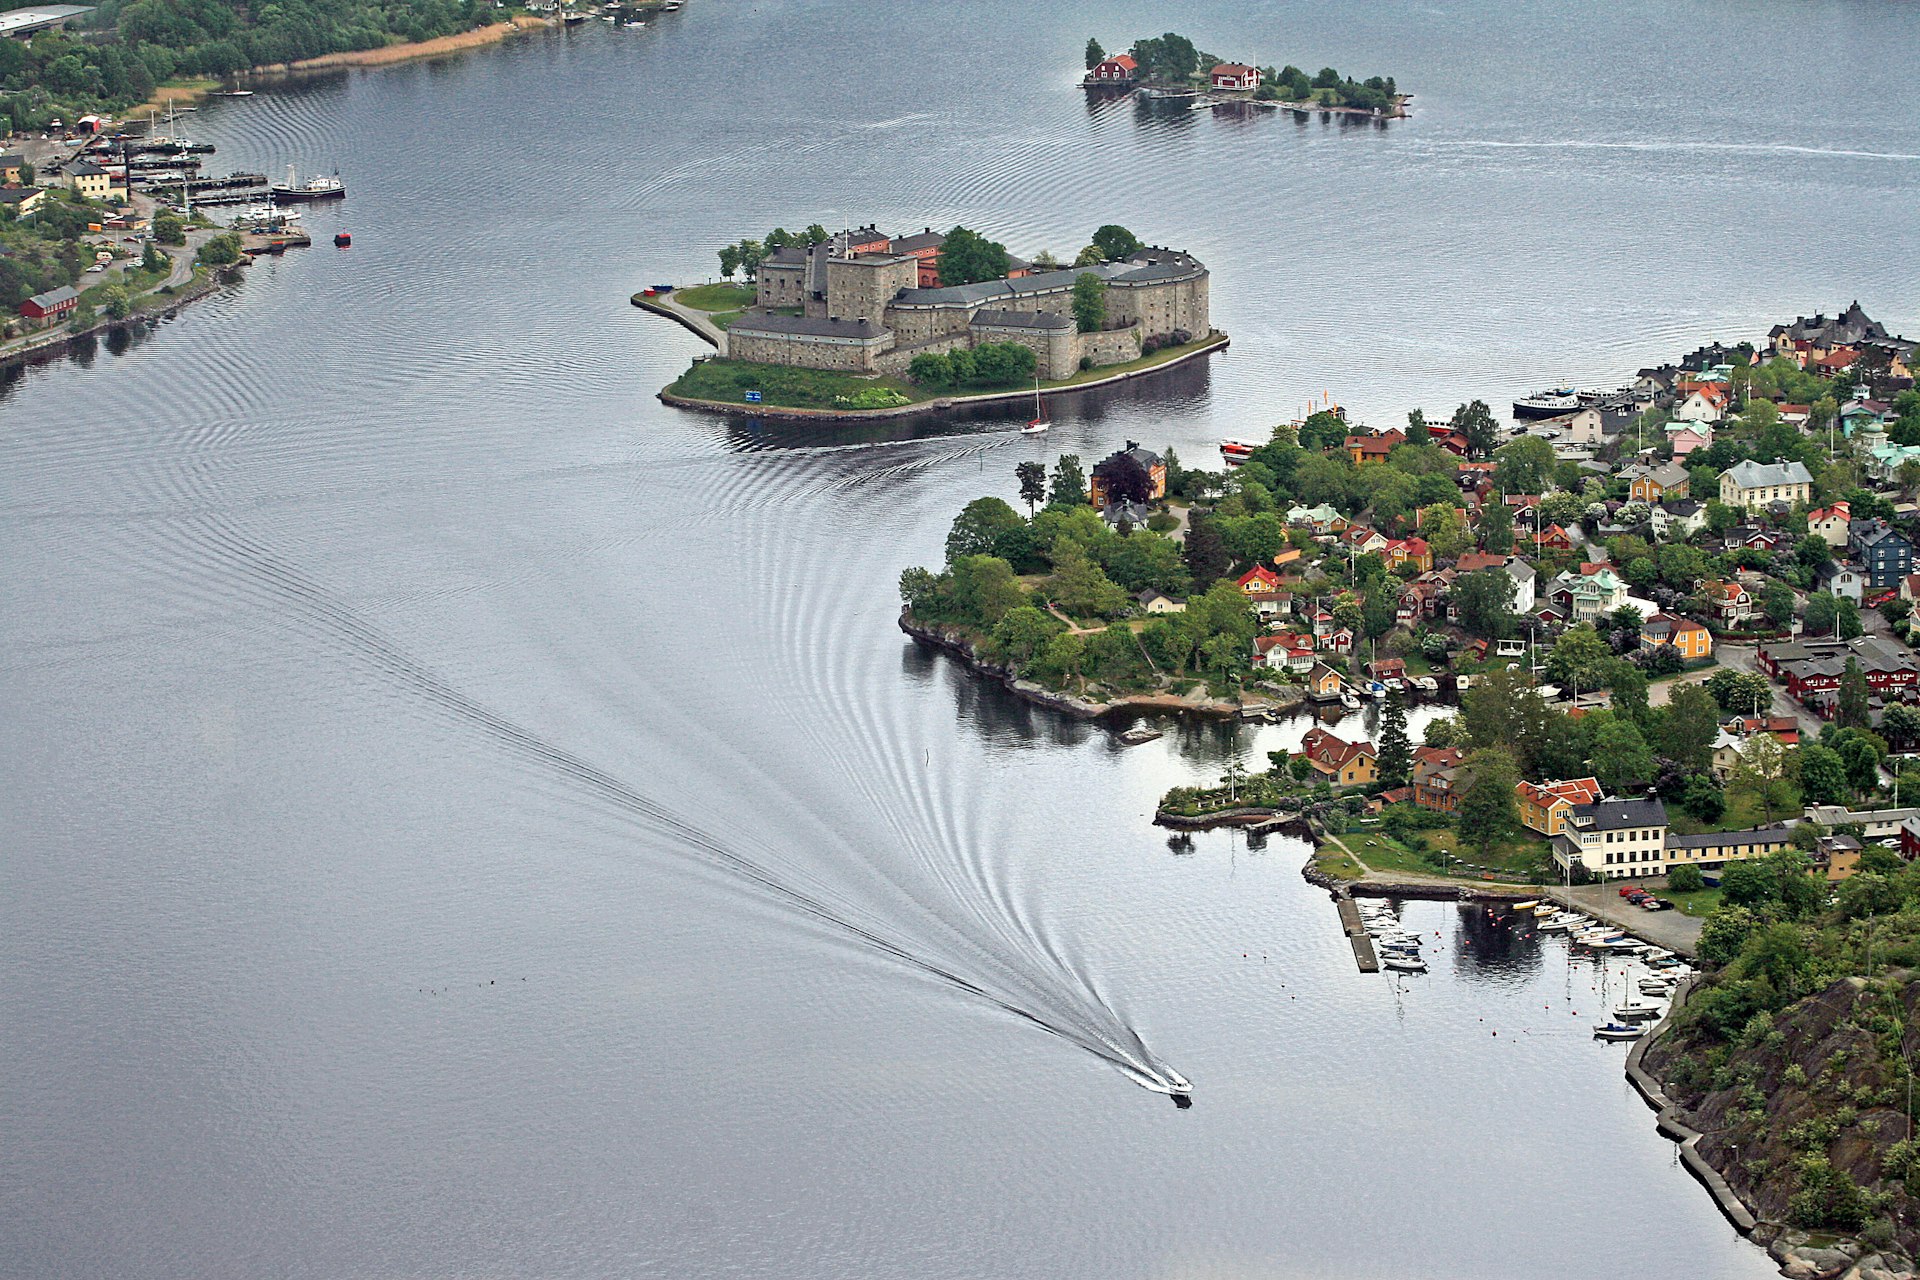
[886,304,974,346]
[727,329,892,373]
[1076,323,1142,370]
[824,256,919,326]
[875,332,969,377]
[1111,273,1209,341]
[968,323,1076,380]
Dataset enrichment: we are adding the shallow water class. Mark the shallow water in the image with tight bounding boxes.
[6,0,1917,1274]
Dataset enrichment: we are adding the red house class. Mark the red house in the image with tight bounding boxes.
[1210,63,1260,91]
[19,285,77,326]
[889,228,947,287]
[1088,55,1138,83]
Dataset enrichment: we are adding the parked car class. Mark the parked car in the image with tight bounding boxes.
[1618,886,1639,897]
[1644,898,1674,911]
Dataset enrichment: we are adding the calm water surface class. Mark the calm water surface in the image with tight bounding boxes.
[6,1,1918,1275]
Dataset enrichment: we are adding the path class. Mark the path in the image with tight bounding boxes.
[635,290,729,354]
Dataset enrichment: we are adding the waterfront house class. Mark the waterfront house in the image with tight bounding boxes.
[1809,500,1852,548]
[1849,519,1915,590]
[1253,635,1314,673]
[1088,54,1138,83]
[1720,459,1813,511]
[1298,728,1377,786]
[1516,776,1603,837]
[1662,826,1796,875]
[1305,661,1345,701]
[1088,443,1167,507]
[1324,627,1356,655]
[1551,797,1670,881]
[1210,63,1261,91]
[18,284,77,327]
[1640,613,1713,660]
[62,158,124,202]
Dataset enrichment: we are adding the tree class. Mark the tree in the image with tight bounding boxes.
[804,224,829,245]
[1493,435,1555,494]
[1452,567,1517,639]
[1093,450,1154,506]
[1183,512,1231,587]
[1418,503,1469,560]
[100,285,130,320]
[1591,718,1653,792]
[1762,581,1796,629]
[1378,691,1412,787]
[988,605,1063,668]
[152,211,185,246]
[1361,587,1396,639]
[1048,539,1129,619]
[946,496,1024,563]
[1546,626,1612,692]
[1836,657,1872,730]
[196,232,242,266]
[1450,399,1499,459]
[1681,774,1724,823]
[1458,748,1521,856]
[1478,499,1514,554]
[938,226,1011,286]
[1085,37,1106,69]
[735,238,766,279]
[1668,863,1706,893]
[1014,461,1047,515]
[1705,668,1773,716]
[1071,272,1107,334]
[1072,245,1106,267]
[948,555,1024,626]
[1090,225,1141,261]
[1103,530,1188,595]
[764,227,794,250]
[1882,702,1920,749]
[1728,734,1798,823]
[1609,662,1649,724]
[1661,684,1721,773]
[1048,455,1086,508]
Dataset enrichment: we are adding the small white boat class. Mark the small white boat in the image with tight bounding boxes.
[1532,902,1561,916]
[1537,917,1575,932]
[1638,978,1676,996]
[1339,691,1361,710]
[1021,375,1049,433]
[1411,675,1439,692]
[1511,900,1541,912]
[1593,1022,1645,1041]
[1614,1004,1662,1022]
[1366,681,1388,699]
[1383,954,1427,973]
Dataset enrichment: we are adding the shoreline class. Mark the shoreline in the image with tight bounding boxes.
[658,333,1230,421]
[0,269,227,373]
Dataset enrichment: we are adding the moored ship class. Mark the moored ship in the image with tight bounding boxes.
[271,165,346,203]
[1512,387,1581,418]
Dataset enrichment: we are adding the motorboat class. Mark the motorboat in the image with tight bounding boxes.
[1593,1022,1645,1041]
[1219,439,1260,467]
[1366,681,1388,699]
[1639,978,1677,996]
[1411,675,1439,692]
[1511,900,1541,912]
[1537,916,1575,932]
[1383,954,1427,973]
[1614,1003,1662,1022]
[1532,902,1562,916]
[1339,691,1361,710]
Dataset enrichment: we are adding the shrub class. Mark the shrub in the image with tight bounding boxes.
[1078,355,1093,371]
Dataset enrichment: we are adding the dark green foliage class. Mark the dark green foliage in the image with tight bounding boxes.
[1071,272,1106,334]
[1378,691,1411,787]
[1089,225,1140,261]
[1668,863,1706,893]
[937,226,1011,286]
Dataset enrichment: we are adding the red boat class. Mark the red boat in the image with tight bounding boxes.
[333,231,350,247]
[1219,439,1259,467]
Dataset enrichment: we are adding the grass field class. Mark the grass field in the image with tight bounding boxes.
[667,358,927,410]
[670,283,757,312]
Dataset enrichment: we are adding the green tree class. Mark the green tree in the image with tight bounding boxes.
[1668,863,1705,892]
[1762,581,1796,629]
[152,211,186,246]
[1493,435,1555,494]
[804,224,829,245]
[716,243,741,279]
[1015,461,1047,515]
[988,605,1063,668]
[1048,539,1129,619]
[948,555,1023,626]
[1546,626,1612,692]
[1183,511,1231,587]
[1071,272,1107,334]
[1836,657,1872,730]
[1661,684,1722,773]
[1458,747,1521,856]
[1102,530,1188,596]
[1378,690,1412,787]
[735,238,767,279]
[100,284,130,320]
[1450,399,1499,459]
[196,232,242,266]
[1478,499,1514,554]
[1591,718,1653,792]
[1048,455,1086,508]
[946,496,1025,563]
[1361,587,1396,639]
[1085,36,1106,69]
[1728,733,1797,823]
[1417,503,1469,560]
[1453,566,1517,639]
[938,226,1011,286]
[1089,224,1141,261]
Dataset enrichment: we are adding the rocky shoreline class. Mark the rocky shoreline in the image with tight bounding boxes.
[899,612,1249,720]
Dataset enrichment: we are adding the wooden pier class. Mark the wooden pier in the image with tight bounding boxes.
[1333,893,1379,972]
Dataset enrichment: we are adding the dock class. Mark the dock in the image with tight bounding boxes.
[1333,893,1379,972]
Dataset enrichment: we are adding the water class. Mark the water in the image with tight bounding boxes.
[6,0,1917,1274]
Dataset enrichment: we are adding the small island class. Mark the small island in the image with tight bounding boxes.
[636,221,1227,417]
[1083,31,1408,118]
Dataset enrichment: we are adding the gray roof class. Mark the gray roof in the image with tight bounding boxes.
[1666,826,1793,851]
[24,284,77,308]
[0,5,93,37]
[1568,797,1669,831]
[0,186,40,204]
[890,230,944,253]
[727,313,883,340]
[1724,459,1813,489]
[971,308,1071,331]
[65,159,105,176]
[894,249,1204,308]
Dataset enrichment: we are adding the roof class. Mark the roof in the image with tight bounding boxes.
[65,159,104,176]
[1100,54,1138,70]
[1211,63,1257,75]
[0,4,93,36]
[1567,797,1669,831]
[970,307,1071,331]
[0,186,41,204]
[727,313,884,339]
[889,230,945,253]
[893,250,1204,307]
[1517,777,1602,809]
[1667,827,1794,851]
[23,284,76,309]
[1724,459,1813,489]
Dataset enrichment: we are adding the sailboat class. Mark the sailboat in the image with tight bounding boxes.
[1021,374,1049,434]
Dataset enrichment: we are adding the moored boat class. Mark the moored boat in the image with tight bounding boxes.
[1218,439,1260,467]
[1513,387,1581,419]
[271,164,345,202]
[1593,1022,1645,1041]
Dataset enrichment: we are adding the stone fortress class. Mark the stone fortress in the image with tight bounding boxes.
[726,228,1211,381]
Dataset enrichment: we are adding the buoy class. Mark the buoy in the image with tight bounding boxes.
[334,231,351,247]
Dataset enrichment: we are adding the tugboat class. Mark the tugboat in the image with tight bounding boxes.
[271,164,346,202]
[1512,387,1581,419]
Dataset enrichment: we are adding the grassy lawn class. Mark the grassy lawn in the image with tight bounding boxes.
[1042,333,1224,388]
[668,358,929,410]
[1419,829,1553,882]
[1313,846,1366,880]
[671,283,756,312]
[1660,885,1725,918]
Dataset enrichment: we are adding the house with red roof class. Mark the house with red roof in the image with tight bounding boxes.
[1809,499,1852,548]
[1237,565,1282,595]
[1516,777,1603,836]
[1382,536,1432,573]
[1534,523,1576,553]
[1087,55,1138,83]
[1412,746,1466,814]
[1296,728,1377,786]
[1345,430,1406,466]
[1210,63,1261,91]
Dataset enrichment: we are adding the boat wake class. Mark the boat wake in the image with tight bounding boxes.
[165,513,1188,1102]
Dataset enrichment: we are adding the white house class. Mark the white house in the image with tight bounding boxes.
[1675,389,1727,423]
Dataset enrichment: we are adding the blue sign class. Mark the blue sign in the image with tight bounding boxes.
[745,390,762,403]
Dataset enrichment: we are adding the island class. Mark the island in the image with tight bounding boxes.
[636,222,1227,417]
[1083,31,1408,119]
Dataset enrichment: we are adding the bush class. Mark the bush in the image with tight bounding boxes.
[1668,864,1706,893]
[1078,355,1093,371]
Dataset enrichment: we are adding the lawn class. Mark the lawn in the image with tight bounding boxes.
[671,283,757,312]
[1419,829,1554,882]
[1043,332,1225,388]
[667,358,928,410]
[1312,846,1366,880]
[1659,885,1725,918]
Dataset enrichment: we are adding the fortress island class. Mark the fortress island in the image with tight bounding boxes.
[637,223,1227,417]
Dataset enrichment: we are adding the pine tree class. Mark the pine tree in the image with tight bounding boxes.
[1183,512,1231,588]
[1378,691,1411,787]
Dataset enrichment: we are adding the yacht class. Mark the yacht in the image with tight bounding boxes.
[1614,1003,1662,1022]
[1218,439,1260,467]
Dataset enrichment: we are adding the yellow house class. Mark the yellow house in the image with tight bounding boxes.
[1641,613,1713,660]
[1306,660,1345,700]
[63,159,125,202]
[1516,777,1603,836]
[1312,744,1378,787]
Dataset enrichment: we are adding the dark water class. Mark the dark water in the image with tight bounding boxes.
[6,1,1918,1275]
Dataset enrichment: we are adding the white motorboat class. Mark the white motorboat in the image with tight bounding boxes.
[1638,978,1676,996]
[1366,681,1388,699]
[1593,1022,1645,1041]
[1614,1003,1662,1022]
[1383,954,1427,973]
[1339,691,1361,710]
[1511,900,1541,912]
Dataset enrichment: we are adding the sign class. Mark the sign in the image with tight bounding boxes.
[744,390,762,403]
